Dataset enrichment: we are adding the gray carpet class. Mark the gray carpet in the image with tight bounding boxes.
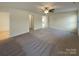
[0,28,78,56]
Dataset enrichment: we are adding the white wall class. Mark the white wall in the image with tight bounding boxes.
[0,12,10,31]
[10,10,42,37]
[10,9,29,37]
[0,7,42,37]
[34,14,42,30]
[49,11,77,32]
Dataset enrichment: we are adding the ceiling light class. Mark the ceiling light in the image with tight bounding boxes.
[43,7,49,14]
[44,10,49,14]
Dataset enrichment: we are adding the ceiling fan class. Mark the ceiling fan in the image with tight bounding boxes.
[37,3,57,14]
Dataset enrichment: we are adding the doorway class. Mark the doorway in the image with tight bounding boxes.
[42,15,48,28]
[29,14,34,32]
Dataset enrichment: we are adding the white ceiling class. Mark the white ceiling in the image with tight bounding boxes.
[0,2,79,13]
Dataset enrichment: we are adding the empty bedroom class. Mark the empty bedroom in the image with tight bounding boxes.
[0,2,79,56]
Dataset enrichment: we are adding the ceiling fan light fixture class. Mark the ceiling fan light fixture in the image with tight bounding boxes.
[38,3,56,14]
[44,7,49,14]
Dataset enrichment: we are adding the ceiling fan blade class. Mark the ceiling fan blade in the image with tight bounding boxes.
[49,9,55,13]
